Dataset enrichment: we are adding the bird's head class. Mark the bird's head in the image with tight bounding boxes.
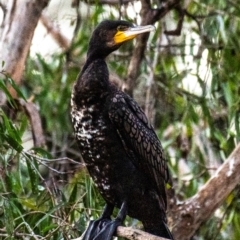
[88,20,155,58]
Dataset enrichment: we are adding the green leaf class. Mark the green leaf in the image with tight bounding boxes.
[31,147,53,159]
[69,183,78,204]
[0,78,16,108]
[3,200,14,235]
[5,134,23,152]
[33,202,65,230]
[26,157,39,194]
[41,223,58,234]
[0,110,23,152]
[7,76,27,101]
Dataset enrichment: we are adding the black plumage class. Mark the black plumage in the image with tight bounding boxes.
[71,20,173,239]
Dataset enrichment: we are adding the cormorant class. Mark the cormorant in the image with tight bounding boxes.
[71,20,174,240]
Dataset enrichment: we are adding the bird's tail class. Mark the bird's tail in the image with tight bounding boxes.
[143,220,174,240]
[162,221,174,240]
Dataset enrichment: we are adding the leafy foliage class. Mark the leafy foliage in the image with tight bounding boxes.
[0,77,104,239]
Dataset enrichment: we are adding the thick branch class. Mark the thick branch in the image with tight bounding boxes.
[172,143,240,239]
[72,226,171,240]
[116,226,170,240]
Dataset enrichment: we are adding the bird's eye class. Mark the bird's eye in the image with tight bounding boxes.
[117,25,128,31]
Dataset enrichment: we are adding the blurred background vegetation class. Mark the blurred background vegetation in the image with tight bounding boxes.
[0,0,240,239]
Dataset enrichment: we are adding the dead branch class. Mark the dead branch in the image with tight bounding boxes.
[171,143,240,239]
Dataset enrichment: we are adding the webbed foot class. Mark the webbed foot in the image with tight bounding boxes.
[81,217,112,240]
[81,202,127,240]
[93,201,127,240]
[81,204,113,240]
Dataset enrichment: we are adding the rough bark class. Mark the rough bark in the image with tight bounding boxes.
[0,0,49,97]
[116,227,170,240]
[171,143,240,239]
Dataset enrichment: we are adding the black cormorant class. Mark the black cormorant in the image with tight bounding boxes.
[71,20,174,240]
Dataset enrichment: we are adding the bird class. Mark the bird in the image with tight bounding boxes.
[71,20,174,240]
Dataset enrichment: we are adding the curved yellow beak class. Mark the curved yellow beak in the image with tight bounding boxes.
[114,25,155,44]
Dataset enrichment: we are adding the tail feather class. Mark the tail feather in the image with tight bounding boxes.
[162,221,174,240]
[143,220,174,240]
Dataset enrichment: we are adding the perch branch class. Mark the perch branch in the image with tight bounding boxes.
[72,226,171,240]
[116,226,170,240]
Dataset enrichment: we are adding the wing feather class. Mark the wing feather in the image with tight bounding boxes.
[109,92,170,208]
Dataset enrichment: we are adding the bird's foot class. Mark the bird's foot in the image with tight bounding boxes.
[81,202,127,240]
[81,216,112,240]
[93,201,127,240]
[81,204,113,240]
[92,218,121,240]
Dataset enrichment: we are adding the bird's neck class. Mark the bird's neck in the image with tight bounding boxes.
[76,54,110,94]
[81,49,107,74]
[88,46,111,59]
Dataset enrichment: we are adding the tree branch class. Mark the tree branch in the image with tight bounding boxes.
[116,226,171,240]
[171,143,240,239]
[18,99,46,148]
[126,0,181,96]
[40,13,71,51]
[72,226,171,240]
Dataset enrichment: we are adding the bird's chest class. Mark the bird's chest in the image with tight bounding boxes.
[71,101,118,200]
[71,103,108,161]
